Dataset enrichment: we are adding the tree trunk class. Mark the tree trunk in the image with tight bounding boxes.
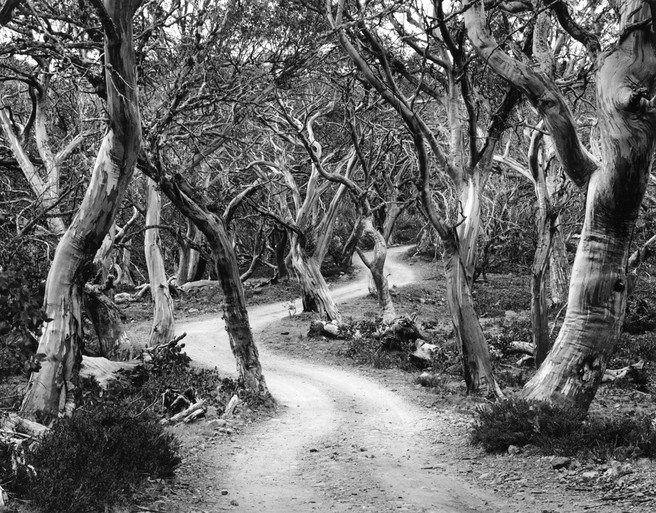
[151,174,270,400]
[532,172,552,368]
[94,223,118,282]
[546,169,570,308]
[145,178,175,347]
[455,171,481,285]
[0,105,66,236]
[443,233,502,397]
[20,0,143,421]
[272,228,289,281]
[549,220,570,308]
[83,286,141,360]
[176,218,197,286]
[527,129,553,368]
[358,217,395,322]
[118,241,136,287]
[523,3,656,410]
[336,216,363,271]
[289,234,342,323]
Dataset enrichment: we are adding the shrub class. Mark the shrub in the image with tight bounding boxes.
[0,270,48,377]
[13,404,180,513]
[471,398,656,461]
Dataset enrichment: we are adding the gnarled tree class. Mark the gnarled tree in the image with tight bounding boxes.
[21,0,144,420]
[465,0,656,411]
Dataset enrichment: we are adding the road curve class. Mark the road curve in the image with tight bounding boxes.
[178,247,518,512]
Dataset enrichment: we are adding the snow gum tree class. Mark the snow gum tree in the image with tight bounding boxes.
[21,0,144,420]
[325,0,523,396]
[465,0,656,411]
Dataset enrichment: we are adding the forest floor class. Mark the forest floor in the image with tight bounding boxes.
[124,247,656,513]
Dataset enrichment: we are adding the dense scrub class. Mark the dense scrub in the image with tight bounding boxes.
[9,405,180,513]
[471,398,656,462]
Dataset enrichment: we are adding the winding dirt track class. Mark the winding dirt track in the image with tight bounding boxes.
[179,248,519,512]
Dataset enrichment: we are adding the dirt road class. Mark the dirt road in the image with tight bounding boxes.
[178,248,521,512]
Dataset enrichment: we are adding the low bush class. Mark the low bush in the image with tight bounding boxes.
[471,398,656,461]
[0,270,47,378]
[11,404,180,513]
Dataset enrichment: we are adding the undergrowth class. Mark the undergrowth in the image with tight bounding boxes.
[1,338,231,513]
[472,398,656,462]
[338,318,413,369]
[13,405,180,513]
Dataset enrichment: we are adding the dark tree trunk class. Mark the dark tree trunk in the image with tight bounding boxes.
[148,174,271,400]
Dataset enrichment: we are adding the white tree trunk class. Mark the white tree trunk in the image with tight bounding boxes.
[145,178,175,347]
[289,235,341,323]
[21,0,144,420]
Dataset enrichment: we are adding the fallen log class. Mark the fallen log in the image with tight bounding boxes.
[179,279,221,293]
[508,341,535,355]
[165,399,206,424]
[114,292,138,303]
[603,360,645,383]
[79,356,142,389]
[1,413,49,439]
[308,320,340,338]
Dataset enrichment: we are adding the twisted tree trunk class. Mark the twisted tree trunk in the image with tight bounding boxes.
[357,217,395,323]
[149,173,271,400]
[466,0,656,410]
[21,0,143,421]
[289,234,341,323]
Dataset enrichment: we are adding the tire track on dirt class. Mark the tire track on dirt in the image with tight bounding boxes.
[178,248,520,512]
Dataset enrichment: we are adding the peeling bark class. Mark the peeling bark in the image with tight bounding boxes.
[464,0,597,187]
[357,217,395,323]
[289,234,341,323]
[20,0,144,421]
[519,2,656,410]
[443,233,502,397]
[144,178,175,347]
[149,173,271,400]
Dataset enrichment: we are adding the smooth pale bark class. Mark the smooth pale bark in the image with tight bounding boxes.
[464,1,597,188]
[327,1,504,396]
[153,174,270,400]
[187,225,203,281]
[443,233,502,397]
[119,240,136,287]
[289,234,342,323]
[0,107,66,236]
[457,175,482,283]
[358,217,395,323]
[20,0,143,421]
[145,178,175,347]
[514,2,656,409]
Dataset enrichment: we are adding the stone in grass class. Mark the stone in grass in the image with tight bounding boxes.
[507,445,521,455]
[550,457,572,470]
